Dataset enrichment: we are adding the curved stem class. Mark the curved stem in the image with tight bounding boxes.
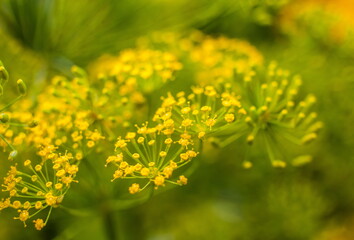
[0,95,22,112]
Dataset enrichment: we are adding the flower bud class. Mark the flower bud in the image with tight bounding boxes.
[8,150,18,160]
[0,113,10,123]
[246,134,254,145]
[0,63,9,83]
[292,155,313,167]
[17,79,27,96]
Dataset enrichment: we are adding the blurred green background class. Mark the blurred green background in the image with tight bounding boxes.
[1,0,354,239]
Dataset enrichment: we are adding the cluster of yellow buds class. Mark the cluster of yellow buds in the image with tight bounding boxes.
[222,62,323,166]
[0,145,79,230]
[188,32,263,85]
[23,67,105,158]
[153,85,244,141]
[106,122,198,194]
[137,31,263,85]
[90,48,183,94]
[91,73,146,134]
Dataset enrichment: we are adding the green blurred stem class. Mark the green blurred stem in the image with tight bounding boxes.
[45,207,53,225]
[99,190,121,240]
[8,122,28,127]
[102,206,118,240]
[78,156,121,239]
[0,133,16,151]
[0,95,22,112]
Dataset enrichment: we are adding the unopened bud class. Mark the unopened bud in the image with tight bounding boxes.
[17,79,27,96]
[272,160,286,168]
[243,161,253,169]
[8,150,18,160]
[0,64,9,83]
[246,135,254,145]
[0,113,10,123]
[292,155,313,166]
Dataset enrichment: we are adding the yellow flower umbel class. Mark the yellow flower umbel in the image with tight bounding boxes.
[90,48,182,94]
[189,32,263,85]
[91,73,146,134]
[151,60,321,167]
[0,145,79,230]
[215,62,323,166]
[22,67,105,157]
[137,30,263,86]
[153,85,243,142]
[106,122,198,194]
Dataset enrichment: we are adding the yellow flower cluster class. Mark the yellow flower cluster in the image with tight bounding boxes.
[0,145,78,230]
[0,66,107,230]
[106,122,198,194]
[189,33,263,85]
[238,63,322,140]
[148,61,321,166]
[153,85,243,140]
[137,31,263,85]
[220,62,323,166]
[22,68,105,157]
[93,74,146,133]
[90,48,182,93]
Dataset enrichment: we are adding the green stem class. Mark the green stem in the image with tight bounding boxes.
[8,122,28,127]
[102,207,118,240]
[44,207,53,225]
[0,133,16,151]
[0,95,22,112]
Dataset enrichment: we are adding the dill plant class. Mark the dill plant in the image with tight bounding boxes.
[0,31,321,235]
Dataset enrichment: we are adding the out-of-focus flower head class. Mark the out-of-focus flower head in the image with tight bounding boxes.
[137,31,263,86]
[89,48,183,94]
[222,62,322,167]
